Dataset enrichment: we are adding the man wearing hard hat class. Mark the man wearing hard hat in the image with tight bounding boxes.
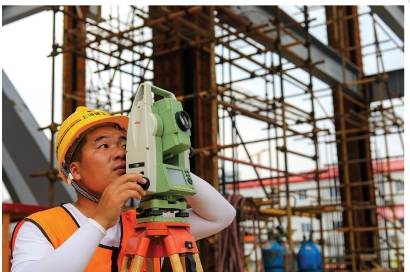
[11,106,236,271]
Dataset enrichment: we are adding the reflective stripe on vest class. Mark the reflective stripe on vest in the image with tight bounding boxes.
[11,206,137,272]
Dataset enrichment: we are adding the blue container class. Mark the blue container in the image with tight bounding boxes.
[297,239,322,272]
[262,239,286,272]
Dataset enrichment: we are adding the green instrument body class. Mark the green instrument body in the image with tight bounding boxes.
[126,84,195,223]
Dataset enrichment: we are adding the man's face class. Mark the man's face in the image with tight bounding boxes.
[70,125,127,194]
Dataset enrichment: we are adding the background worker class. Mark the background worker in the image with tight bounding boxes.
[11,106,236,272]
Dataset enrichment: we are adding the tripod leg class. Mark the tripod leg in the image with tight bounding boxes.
[180,256,186,272]
[121,256,131,272]
[129,255,145,272]
[169,254,184,272]
[192,254,203,272]
[146,258,161,272]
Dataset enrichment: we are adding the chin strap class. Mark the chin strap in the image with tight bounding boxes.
[71,181,100,203]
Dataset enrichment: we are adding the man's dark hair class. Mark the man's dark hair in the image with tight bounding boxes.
[65,134,87,164]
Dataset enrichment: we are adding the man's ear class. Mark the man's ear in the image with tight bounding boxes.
[69,162,81,181]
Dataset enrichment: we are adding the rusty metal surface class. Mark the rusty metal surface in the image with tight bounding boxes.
[62,6,87,119]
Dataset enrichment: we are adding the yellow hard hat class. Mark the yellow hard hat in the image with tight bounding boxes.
[56,106,128,182]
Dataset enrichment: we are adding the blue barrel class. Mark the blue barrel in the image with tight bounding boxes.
[262,239,286,272]
[297,239,322,272]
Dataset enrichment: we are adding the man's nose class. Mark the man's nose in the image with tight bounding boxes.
[113,145,126,160]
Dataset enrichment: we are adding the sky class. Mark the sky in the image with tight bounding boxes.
[2,10,64,136]
[1,5,406,201]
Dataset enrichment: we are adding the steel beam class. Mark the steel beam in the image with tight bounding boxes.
[149,6,218,189]
[2,6,48,25]
[216,6,361,96]
[366,68,404,102]
[326,6,380,270]
[370,6,404,41]
[2,145,38,205]
[2,70,76,205]
[62,6,88,119]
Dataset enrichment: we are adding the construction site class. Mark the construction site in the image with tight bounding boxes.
[2,5,404,272]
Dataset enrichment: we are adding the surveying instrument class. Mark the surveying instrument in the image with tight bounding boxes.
[121,83,203,272]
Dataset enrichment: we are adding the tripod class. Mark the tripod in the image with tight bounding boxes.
[120,221,203,272]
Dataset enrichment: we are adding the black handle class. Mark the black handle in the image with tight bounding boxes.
[139,177,150,191]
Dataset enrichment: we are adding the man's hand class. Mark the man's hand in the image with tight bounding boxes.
[92,173,147,229]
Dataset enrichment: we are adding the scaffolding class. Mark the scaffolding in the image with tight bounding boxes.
[33,5,403,272]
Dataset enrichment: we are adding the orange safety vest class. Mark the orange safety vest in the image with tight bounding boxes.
[11,205,137,272]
